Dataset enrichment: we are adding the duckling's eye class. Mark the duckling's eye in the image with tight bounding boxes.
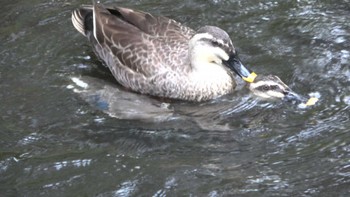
[262,85,269,91]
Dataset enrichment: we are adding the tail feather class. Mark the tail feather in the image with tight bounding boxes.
[71,5,93,36]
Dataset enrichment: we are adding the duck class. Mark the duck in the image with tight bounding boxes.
[71,2,304,103]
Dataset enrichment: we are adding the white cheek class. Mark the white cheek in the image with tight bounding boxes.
[193,45,228,64]
[212,47,229,61]
[267,91,284,98]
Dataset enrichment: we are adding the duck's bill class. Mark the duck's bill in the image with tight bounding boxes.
[224,55,257,83]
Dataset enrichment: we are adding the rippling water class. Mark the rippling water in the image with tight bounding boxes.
[1,0,349,196]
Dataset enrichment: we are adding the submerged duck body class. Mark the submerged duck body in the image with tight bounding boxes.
[71,2,248,101]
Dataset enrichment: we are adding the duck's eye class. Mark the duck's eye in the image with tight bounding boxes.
[211,40,220,46]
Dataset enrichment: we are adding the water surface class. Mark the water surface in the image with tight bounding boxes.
[1,0,349,196]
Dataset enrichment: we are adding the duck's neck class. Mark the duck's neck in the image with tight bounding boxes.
[189,61,234,89]
[179,47,235,101]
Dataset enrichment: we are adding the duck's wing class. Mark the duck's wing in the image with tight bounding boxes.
[72,3,195,77]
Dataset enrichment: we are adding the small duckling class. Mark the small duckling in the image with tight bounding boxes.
[247,74,318,106]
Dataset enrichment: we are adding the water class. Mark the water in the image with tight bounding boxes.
[1,0,349,196]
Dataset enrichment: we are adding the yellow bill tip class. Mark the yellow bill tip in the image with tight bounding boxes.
[305,97,318,106]
[242,72,257,83]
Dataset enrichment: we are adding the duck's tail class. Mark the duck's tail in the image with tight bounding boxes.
[71,5,93,36]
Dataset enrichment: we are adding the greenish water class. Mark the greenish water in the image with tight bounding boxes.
[1,0,349,196]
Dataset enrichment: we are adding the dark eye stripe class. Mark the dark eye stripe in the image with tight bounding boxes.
[257,85,270,91]
[199,38,220,46]
[211,40,220,46]
[199,38,232,54]
[256,85,281,91]
[270,85,279,90]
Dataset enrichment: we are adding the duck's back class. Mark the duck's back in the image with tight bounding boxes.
[72,4,195,71]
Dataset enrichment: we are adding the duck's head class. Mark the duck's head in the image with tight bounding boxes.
[248,75,305,102]
[190,26,255,82]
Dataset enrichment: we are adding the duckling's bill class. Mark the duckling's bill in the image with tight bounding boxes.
[281,87,319,107]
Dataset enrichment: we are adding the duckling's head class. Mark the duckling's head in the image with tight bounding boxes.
[248,75,304,102]
[190,26,252,79]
